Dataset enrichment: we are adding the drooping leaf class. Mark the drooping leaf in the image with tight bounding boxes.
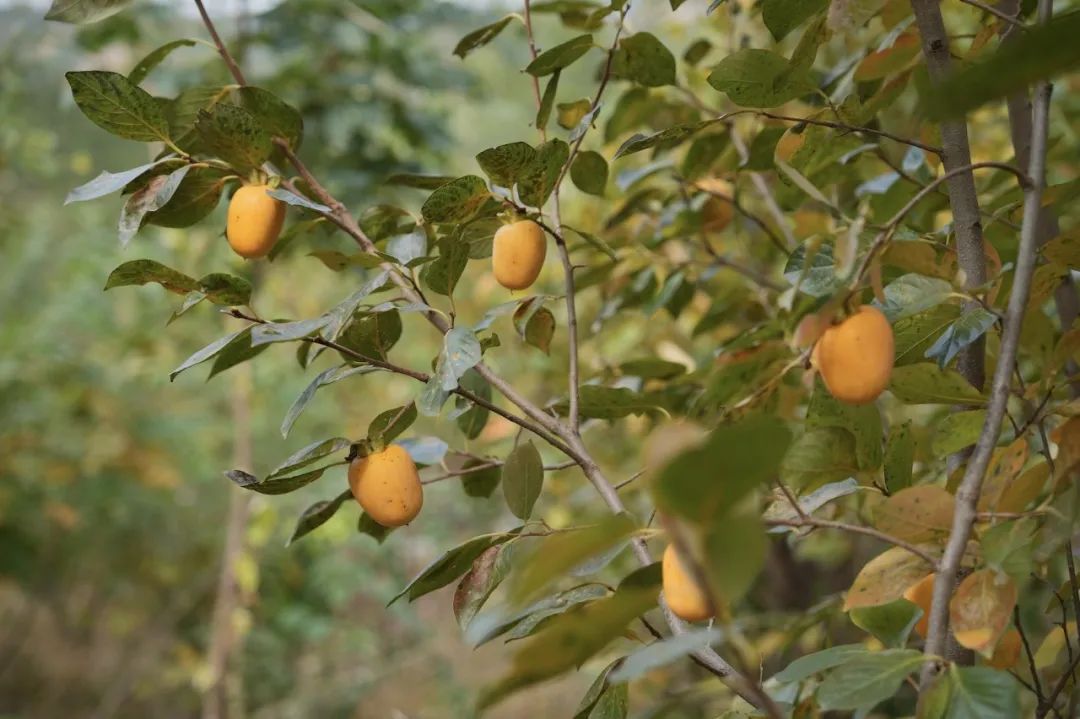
[762,0,829,41]
[104,259,198,295]
[609,628,722,683]
[267,437,351,480]
[476,142,537,188]
[287,490,353,545]
[502,441,544,520]
[281,365,378,438]
[390,532,518,605]
[367,403,418,448]
[128,39,197,84]
[924,308,997,369]
[46,0,132,24]
[518,139,570,208]
[65,158,172,205]
[571,151,608,196]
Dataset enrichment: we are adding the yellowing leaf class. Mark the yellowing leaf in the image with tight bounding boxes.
[844,545,937,611]
[872,486,955,543]
[977,438,1029,512]
[950,569,1017,655]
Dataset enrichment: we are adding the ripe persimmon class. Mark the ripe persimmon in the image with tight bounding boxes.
[492,219,546,290]
[226,184,286,259]
[812,305,894,405]
[348,444,423,527]
[903,572,936,637]
[662,544,714,622]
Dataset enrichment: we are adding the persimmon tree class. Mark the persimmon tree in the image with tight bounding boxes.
[50,0,1080,716]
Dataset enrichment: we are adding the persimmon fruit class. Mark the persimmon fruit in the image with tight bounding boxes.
[812,305,894,405]
[348,444,423,528]
[903,572,936,637]
[492,219,546,290]
[226,184,286,259]
[662,544,713,622]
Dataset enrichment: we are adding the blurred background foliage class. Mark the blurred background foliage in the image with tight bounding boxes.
[0,1,603,716]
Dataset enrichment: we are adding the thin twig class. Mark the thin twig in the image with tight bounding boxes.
[917,0,1053,690]
[958,0,1027,29]
[1014,605,1045,702]
[226,310,576,459]
[765,517,940,569]
[193,0,247,85]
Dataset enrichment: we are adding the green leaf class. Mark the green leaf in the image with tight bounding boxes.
[518,139,570,208]
[773,644,869,684]
[894,304,962,366]
[849,599,921,648]
[536,70,560,133]
[146,166,230,228]
[618,358,685,379]
[46,0,132,23]
[878,273,955,322]
[367,403,418,447]
[807,381,883,471]
[357,512,395,543]
[653,414,791,523]
[479,584,658,710]
[613,121,718,159]
[883,420,915,492]
[931,410,986,458]
[170,329,246,382]
[460,459,501,499]
[924,308,996,369]
[390,532,517,605]
[455,370,492,439]
[921,11,1080,120]
[980,519,1036,584]
[707,49,814,108]
[268,188,329,216]
[250,317,330,347]
[889,363,985,405]
[520,307,555,354]
[65,158,173,205]
[945,665,1020,719]
[502,440,544,520]
[66,70,171,143]
[197,273,252,306]
[609,628,722,683]
[509,513,639,605]
[571,151,608,196]
[287,490,353,545]
[573,660,622,719]
[434,327,482,392]
[476,142,537,188]
[680,131,728,180]
[267,437,350,480]
[454,15,516,58]
[762,0,828,41]
[421,175,490,224]
[227,465,331,496]
[195,104,272,174]
[564,225,617,260]
[783,242,842,297]
[282,365,377,438]
[237,86,304,150]
[780,427,859,491]
[526,34,594,76]
[104,259,198,295]
[472,584,610,647]
[165,85,233,152]
[338,309,403,362]
[117,165,192,247]
[702,511,766,604]
[416,376,451,417]
[551,385,659,419]
[816,649,924,711]
[208,327,269,379]
[611,32,676,87]
[128,39,196,85]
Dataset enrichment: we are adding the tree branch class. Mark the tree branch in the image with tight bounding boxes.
[911,0,991,393]
[917,0,1054,690]
[765,517,941,569]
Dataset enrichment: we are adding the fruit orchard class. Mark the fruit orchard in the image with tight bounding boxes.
[38,0,1080,716]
